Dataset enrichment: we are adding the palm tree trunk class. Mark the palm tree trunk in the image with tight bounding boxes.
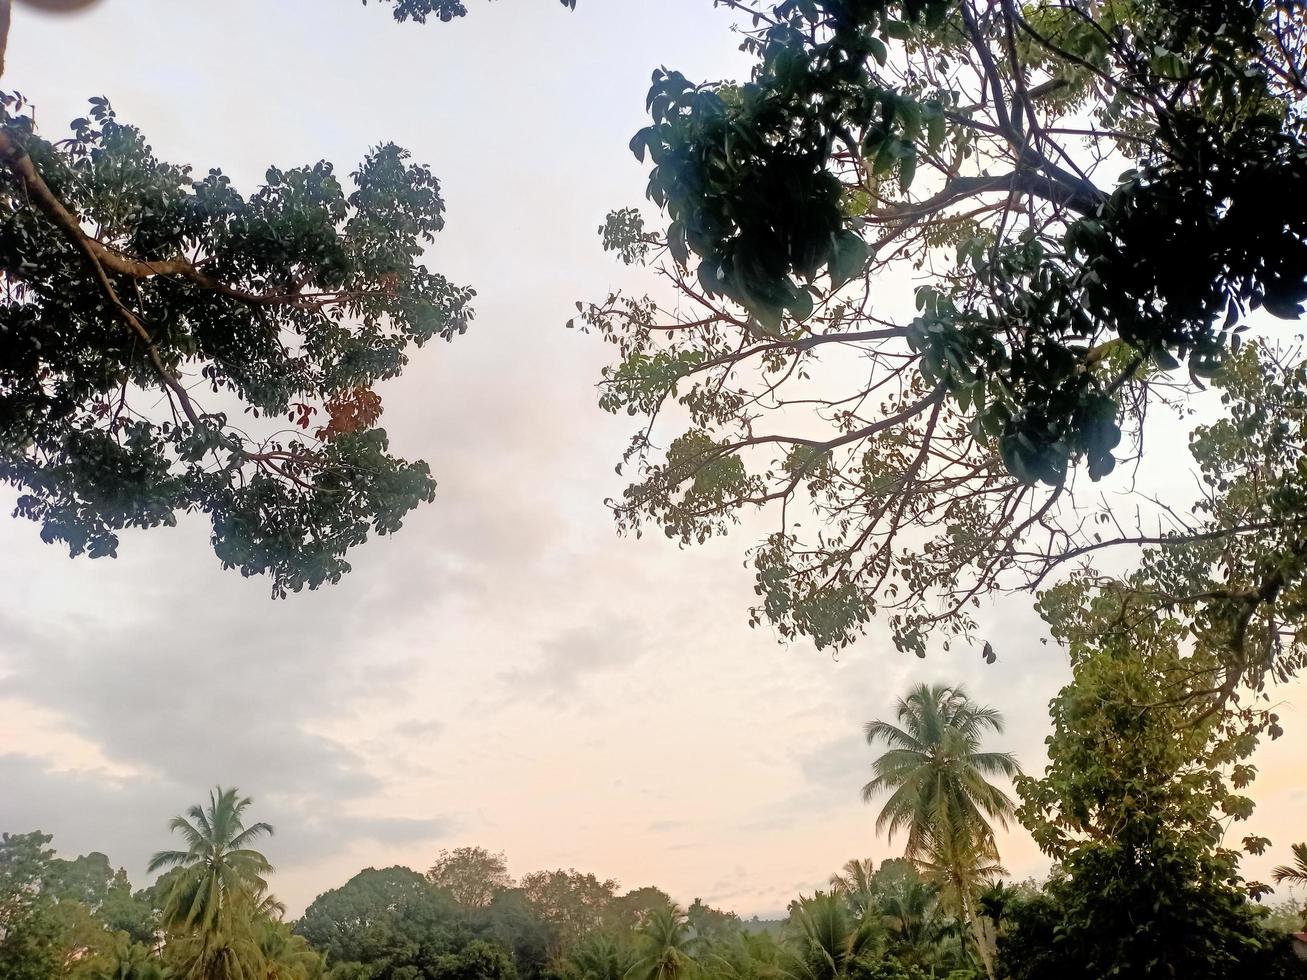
[959,891,996,980]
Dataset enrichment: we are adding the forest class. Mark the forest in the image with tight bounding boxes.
[3,0,1307,978]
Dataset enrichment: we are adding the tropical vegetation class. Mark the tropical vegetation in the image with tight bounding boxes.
[4,666,1305,980]
[4,1,1307,979]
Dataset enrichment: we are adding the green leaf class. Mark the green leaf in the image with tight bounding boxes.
[898,147,917,192]
[883,19,912,40]
[828,232,869,290]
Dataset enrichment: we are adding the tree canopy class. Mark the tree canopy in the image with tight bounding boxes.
[0,86,471,593]
[0,0,595,592]
[581,0,1307,654]
[1000,599,1301,978]
[427,848,514,910]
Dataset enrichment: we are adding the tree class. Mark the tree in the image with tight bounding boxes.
[866,862,944,972]
[828,860,877,919]
[698,930,787,980]
[580,0,1307,653]
[785,893,882,980]
[1262,898,1307,935]
[985,342,1307,975]
[480,889,555,980]
[684,898,740,944]
[862,685,1017,864]
[294,864,525,980]
[862,685,1015,979]
[0,831,121,980]
[43,852,156,945]
[0,831,53,938]
[518,870,617,957]
[86,937,169,980]
[146,787,274,940]
[0,89,467,594]
[427,849,514,911]
[359,0,575,22]
[1010,586,1304,979]
[564,932,637,980]
[629,905,695,980]
[422,939,517,980]
[257,920,324,980]
[0,0,585,590]
[163,929,265,980]
[829,859,948,973]
[295,866,455,969]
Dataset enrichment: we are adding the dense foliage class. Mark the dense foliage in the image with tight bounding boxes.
[0,88,475,593]
[1002,613,1299,978]
[0,0,600,589]
[581,0,1307,653]
[0,821,997,980]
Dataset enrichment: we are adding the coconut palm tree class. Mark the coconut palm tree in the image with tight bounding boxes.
[147,787,275,938]
[785,893,882,980]
[165,931,264,980]
[862,684,1019,860]
[914,825,1006,979]
[256,920,323,980]
[862,684,1018,980]
[827,859,876,918]
[630,904,697,980]
[914,827,1006,922]
[1273,842,1307,931]
[91,938,169,980]
[700,931,787,980]
[1272,843,1307,887]
[873,868,943,970]
[567,932,639,980]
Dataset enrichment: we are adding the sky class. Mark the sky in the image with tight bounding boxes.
[1,0,1304,919]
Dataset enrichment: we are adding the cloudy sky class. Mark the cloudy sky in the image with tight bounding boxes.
[1,0,1304,918]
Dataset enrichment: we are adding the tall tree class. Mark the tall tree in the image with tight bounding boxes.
[42,852,155,944]
[1011,573,1303,979]
[607,887,675,931]
[0,831,119,980]
[482,888,556,980]
[518,870,617,958]
[862,684,1016,978]
[581,0,1307,654]
[294,866,451,969]
[427,848,515,910]
[684,898,740,944]
[146,787,274,939]
[0,0,576,589]
[862,684,1018,859]
[0,831,53,940]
